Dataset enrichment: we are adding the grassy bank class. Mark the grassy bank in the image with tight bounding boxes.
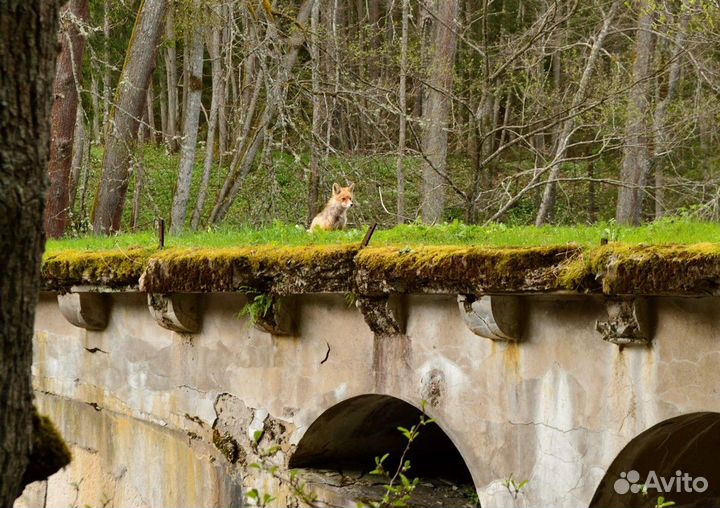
[46,217,720,255]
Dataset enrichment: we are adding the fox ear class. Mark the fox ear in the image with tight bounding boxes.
[332,183,341,194]
[347,182,355,192]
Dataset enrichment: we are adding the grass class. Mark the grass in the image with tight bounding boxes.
[46,217,720,255]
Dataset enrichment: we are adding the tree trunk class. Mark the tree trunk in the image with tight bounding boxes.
[90,73,101,142]
[307,0,322,226]
[170,0,204,234]
[535,0,621,226]
[191,17,222,231]
[396,0,409,224]
[45,0,90,239]
[146,79,156,143]
[69,106,86,215]
[0,1,59,504]
[653,9,688,220]
[420,0,460,224]
[616,0,656,225]
[92,0,168,234]
[102,0,111,138]
[165,1,179,152]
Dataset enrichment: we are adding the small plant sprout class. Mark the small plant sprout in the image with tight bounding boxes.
[655,496,676,508]
[237,287,276,327]
[365,402,436,508]
[502,474,528,500]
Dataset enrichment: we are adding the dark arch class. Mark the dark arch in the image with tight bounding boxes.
[290,394,474,484]
[590,412,720,508]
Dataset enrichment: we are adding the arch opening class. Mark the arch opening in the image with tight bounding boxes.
[290,394,477,506]
[590,412,720,508]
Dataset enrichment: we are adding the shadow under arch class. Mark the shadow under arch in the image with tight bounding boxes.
[289,394,474,485]
[590,412,720,508]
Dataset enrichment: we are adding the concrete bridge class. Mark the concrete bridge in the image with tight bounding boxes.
[15,244,720,507]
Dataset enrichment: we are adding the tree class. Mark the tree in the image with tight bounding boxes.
[92,0,168,234]
[45,0,90,239]
[616,0,656,225]
[0,1,59,504]
[535,0,621,225]
[170,0,204,234]
[420,0,459,224]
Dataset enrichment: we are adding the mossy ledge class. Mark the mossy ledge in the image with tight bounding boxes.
[558,243,720,295]
[140,244,360,294]
[40,243,720,295]
[355,245,581,294]
[42,248,152,291]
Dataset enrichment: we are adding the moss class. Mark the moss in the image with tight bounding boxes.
[212,429,241,464]
[355,245,580,293]
[39,241,720,296]
[21,408,72,489]
[42,247,151,290]
[141,244,360,293]
[559,243,720,294]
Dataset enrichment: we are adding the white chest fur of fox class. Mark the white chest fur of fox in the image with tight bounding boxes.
[309,183,355,231]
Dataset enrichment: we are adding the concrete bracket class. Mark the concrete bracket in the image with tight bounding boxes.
[596,297,652,346]
[356,294,404,336]
[148,293,201,333]
[251,297,293,336]
[57,292,109,331]
[458,295,521,341]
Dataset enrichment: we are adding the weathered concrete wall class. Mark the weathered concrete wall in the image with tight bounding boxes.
[19,291,720,507]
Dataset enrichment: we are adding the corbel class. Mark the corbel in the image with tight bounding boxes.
[57,292,109,331]
[458,294,522,341]
[148,293,201,333]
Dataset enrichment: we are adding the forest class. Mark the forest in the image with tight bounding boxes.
[45,0,720,238]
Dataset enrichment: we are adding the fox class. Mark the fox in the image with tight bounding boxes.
[309,182,355,231]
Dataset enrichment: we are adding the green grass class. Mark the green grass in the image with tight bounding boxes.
[45,217,720,255]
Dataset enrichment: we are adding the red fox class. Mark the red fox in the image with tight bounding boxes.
[309,183,355,231]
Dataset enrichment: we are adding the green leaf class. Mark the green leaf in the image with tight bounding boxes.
[253,430,264,443]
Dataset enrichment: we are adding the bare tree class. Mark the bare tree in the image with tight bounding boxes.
[45,0,90,238]
[307,0,323,225]
[420,0,460,224]
[93,0,168,234]
[535,0,621,225]
[165,0,179,152]
[396,0,409,224]
[191,3,223,231]
[616,0,656,225]
[0,1,60,503]
[209,0,315,225]
[170,0,204,234]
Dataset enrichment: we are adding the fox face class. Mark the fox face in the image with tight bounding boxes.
[331,183,354,209]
